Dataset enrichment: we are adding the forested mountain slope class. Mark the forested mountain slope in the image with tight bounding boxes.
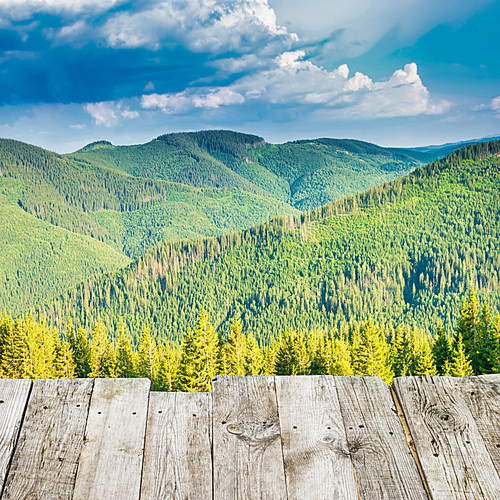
[0,139,297,314]
[39,140,500,344]
[69,131,436,210]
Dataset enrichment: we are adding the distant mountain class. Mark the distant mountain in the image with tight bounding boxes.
[39,140,500,344]
[410,135,500,156]
[69,130,435,211]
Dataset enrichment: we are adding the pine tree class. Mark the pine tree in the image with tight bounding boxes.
[456,290,480,374]
[413,334,437,376]
[70,326,91,378]
[351,320,393,383]
[54,335,76,379]
[0,315,24,378]
[432,322,451,375]
[115,319,136,378]
[484,314,500,373]
[222,318,247,376]
[477,301,494,374]
[392,326,414,377]
[245,331,263,376]
[449,329,474,377]
[89,318,115,378]
[275,330,310,376]
[192,309,219,391]
[158,341,179,391]
[176,328,199,392]
[137,325,160,387]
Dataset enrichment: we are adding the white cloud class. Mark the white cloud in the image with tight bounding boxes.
[141,54,451,120]
[98,0,296,53]
[69,124,86,129]
[0,0,127,20]
[84,101,139,127]
[491,96,500,113]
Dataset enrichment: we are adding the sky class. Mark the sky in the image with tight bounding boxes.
[0,0,499,152]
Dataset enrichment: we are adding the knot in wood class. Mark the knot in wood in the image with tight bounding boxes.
[426,405,465,432]
[226,419,280,449]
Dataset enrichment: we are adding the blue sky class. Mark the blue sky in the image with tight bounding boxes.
[0,0,499,152]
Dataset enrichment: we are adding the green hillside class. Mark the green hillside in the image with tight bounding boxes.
[0,138,297,313]
[0,176,131,316]
[38,140,500,344]
[69,130,435,210]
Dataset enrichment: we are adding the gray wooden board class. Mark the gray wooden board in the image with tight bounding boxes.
[275,375,359,500]
[72,378,151,500]
[1,378,93,500]
[393,376,500,499]
[140,391,212,500]
[212,376,287,500]
[456,375,500,475]
[0,379,31,493]
[335,377,428,500]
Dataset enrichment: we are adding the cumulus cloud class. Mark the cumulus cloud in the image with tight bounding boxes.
[141,52,451,119]
[84,101,139,127]
[99,0,297,53]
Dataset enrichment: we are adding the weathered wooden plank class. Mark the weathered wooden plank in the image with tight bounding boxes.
[393,376,500,499]
[275,375,359,500]
[2,378,93,500]
[140,391,212,500]
[336,377,428,500]
[0,379,31,492]
[72,378,150,500]
[452,375,500,476]
[212,376,287,500]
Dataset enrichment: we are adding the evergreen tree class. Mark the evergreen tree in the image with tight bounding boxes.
[222,318,247,376]
[0,315,24,378]
[158,341,179,391]
[275,330,310,376]
[392,326,414,377]
[351,320,393,383]
[176,328,199,392]
[192,309,219,391]
[484,314,500,373]
[456,290,480,374]
[137,325,160,387]
[115,319,136,378]
[413,335,437,376]
[449,330,474,377]
[432,322,451,375]
[89,318,115,378]
[477,301,494,374]
[245,331,264,376]
[71,326,91,378]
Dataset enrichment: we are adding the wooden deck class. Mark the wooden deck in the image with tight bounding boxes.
[0,375,498,499]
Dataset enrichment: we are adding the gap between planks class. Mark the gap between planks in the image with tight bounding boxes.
[390,386,432,500]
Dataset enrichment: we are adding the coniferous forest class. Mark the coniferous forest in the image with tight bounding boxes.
[0,289,496,391]
[2,135,500,389]
[38,139,500,346]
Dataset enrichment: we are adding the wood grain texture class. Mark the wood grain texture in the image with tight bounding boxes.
[72,378,150,500]
[2,378,93,500]
[0,379,31,493]
[140,391,212,500]
[453,375,500,475]
[275,375,359,500]
[393,376,500,500]
[212,376,287,500]
[336,377,428,500]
